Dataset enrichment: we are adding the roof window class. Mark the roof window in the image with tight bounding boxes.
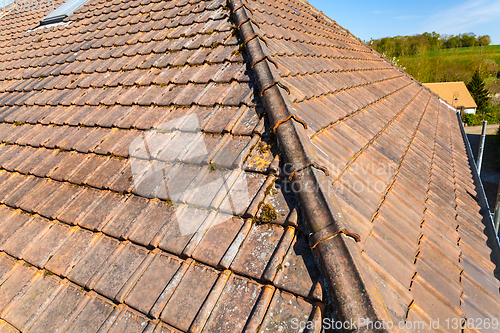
[40,0,90,25]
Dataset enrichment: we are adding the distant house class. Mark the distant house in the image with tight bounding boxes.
[424,82,478,114]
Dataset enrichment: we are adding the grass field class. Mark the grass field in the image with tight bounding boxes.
[397,45,500,84]
[426,45,500,59]
[400,45,500,62]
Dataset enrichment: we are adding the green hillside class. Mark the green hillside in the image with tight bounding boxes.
[423,45,500,59]
[396,45,500,86]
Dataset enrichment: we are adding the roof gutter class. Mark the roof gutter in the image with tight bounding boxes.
[228,1,384,331]
[455,111,500,273]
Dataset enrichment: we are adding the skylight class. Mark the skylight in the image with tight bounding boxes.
[40,0,91,25]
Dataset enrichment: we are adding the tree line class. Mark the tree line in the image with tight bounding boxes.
[371,32,491,58]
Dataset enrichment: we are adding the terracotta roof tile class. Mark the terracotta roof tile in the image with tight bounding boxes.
[101,306,150,333]
[218,172,268,216]
[3,217,52,260]
[85,157,128,189]
[160,262,219,330]
[45,228,99,277]
[125,251,182,315]
[48,152,89,182]
[101,195,152,239]
[230,223,285,280]
[201,274,262,332]
[0,263,39,314]
[25,282,87,333]
[93,242,150,301]
[3,176,46,208]
[67,235,122,288]
[21,222,74,268]
[0,0,497,330]
[274,234,324,301]
[259,290,316,332]
[189,214,244,266]
[76,191,127,231]
[67,154,108,185]
[3,273,63,331]
[158,206,210,255]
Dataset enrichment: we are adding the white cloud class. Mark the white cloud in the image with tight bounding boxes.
[373,10,394,15]
[426,0,500,34]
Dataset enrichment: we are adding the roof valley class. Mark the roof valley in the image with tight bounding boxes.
[228,0,382,326]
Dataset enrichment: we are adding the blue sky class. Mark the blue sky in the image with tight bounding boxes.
[308,0,500,44]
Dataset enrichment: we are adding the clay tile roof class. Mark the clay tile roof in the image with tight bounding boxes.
[424,82,478,109]
[0,0,498,332]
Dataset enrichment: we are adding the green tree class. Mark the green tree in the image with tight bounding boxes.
[445,36,461,48]
[460,33,476,47]
[477,35,491,46]
[426,31,442,50]
[466,71,490,113]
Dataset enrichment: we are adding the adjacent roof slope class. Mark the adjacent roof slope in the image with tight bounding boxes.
[230,0,500,330]
[0,0,498,332]
[424,82,478,109]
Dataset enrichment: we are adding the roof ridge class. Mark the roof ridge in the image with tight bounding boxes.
[228,0,383,328]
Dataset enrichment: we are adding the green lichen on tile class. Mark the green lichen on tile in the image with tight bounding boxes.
[255,203,277,224]
[256,141,271,154]
[232,43,245,56]
[43,269,54,277]
[209,163,226,172]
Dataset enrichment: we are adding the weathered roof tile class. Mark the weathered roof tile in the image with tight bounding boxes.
[93,242,149,301]
[22,222,74,268]
[160,262,218,331]
[0,0,497,330]
[191,214,245,267]
[77,191,127,231]
[105,306,151,333]
[45,228,99,277]
[274,234,324,301]
[67,154,108,185]
[67,235,123,288]
[3,274,63,331]
[259,290,315,332]
[101,195,152,240]
[158,206,210,255]
[125,251,182,315]
[201,274,262,332]
[231,223,285,280]
[0,263,39,314]
[25,282,87,333]
[3,217,52,260]
[0,210,31,251]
